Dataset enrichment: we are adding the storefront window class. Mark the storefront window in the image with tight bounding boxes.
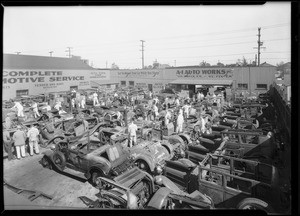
[121,81,126,86]
[70,86,78,91]
[129,81,134,86]
[106,84,111,88]
[16,89,28,97]
[256,84,267,90]
[237,83,248,90]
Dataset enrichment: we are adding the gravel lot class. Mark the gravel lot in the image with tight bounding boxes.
[3,147,99,209]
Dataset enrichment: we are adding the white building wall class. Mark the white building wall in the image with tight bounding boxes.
[2,69,110,100]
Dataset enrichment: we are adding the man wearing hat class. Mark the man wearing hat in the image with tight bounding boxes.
[12,125,27,159]
[27,124,40,156]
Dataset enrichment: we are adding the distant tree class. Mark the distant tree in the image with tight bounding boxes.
[111,63,119,69]
[236,56,249,66]
[199,61,211,67]
[153,59,160,69]
[217,62,225,67]
[145,65,153,69]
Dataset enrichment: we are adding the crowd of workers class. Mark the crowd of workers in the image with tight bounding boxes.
[3,86,272,162]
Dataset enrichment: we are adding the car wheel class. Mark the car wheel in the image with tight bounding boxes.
[41,156,53,170]
[52,151,66,171]
[136,160,151,174]
[90,170,104,186]
[237,198,274,213]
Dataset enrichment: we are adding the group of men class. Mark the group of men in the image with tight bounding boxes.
[3,124,40,161]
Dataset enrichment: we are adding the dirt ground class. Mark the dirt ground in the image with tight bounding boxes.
[3,147,99,209]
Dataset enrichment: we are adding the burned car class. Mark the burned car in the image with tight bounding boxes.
[41,137,135,185]
[78,166,214,209]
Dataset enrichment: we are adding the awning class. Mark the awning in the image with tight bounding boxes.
[169,79,233,86]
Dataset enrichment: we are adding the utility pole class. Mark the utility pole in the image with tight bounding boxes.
[253,27,265,66]
[65,47,72,58]
[255,54,257,66]
[49,51,53,57]
[15,52,21,55]
[140,40,145,69]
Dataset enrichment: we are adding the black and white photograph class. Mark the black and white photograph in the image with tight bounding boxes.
[2,2,292,213]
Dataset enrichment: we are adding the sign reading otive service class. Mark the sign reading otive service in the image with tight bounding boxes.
[175,68,233,79]
[2,70,110,85]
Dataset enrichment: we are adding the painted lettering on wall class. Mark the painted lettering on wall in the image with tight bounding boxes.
[117,70,161,78]
[90,71,109,79]
[2,71,84,84]
[176,68,233,78]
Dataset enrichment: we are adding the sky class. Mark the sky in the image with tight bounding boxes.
[4,3,291,69]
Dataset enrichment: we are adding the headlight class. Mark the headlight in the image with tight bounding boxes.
[180,150,186,157]
[155,165,163,174]
[49,144,56,150]
[95,178,101,186]
[154,175,163,185]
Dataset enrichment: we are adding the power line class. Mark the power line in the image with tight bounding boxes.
[10,23,290,55]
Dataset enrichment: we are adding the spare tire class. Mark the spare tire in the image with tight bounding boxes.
[52,151,66,171]
[236,197,274,213]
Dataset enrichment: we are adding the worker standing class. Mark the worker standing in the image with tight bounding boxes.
[12,101,24,118]
[128,118,138,148]
[153,103,159,121]
[182,103,191,120]
[81,94,86,109]
[176,109,184,133]
[93,92,99,106]
[27,124,40,156]
[3,127,14,161]
[165,110,172,126]
[31,100,40,118]
[13,125,27,159]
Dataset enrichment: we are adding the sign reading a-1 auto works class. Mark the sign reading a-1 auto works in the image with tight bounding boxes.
[165,67,234,79]
[2,70,110,100]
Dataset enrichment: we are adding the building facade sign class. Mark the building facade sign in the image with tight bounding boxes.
[117,70,162,78]
[165,68,234,79]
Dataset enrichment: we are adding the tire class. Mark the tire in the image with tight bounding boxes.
[90,170,104,186]
[41,156,53,170]
[237,198,274,213]
[52,151,66,171]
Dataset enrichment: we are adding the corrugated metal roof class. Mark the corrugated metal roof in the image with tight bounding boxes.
[169,79,233,85]
[3,54,94,70]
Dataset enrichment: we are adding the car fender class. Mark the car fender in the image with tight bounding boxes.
[161,141,174,156]
[86,163,111,179]
[147,187,172,209]
[133,155,155,172]
[154,175,183,195]
[42,150,55,160]
[178,133,192,145]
